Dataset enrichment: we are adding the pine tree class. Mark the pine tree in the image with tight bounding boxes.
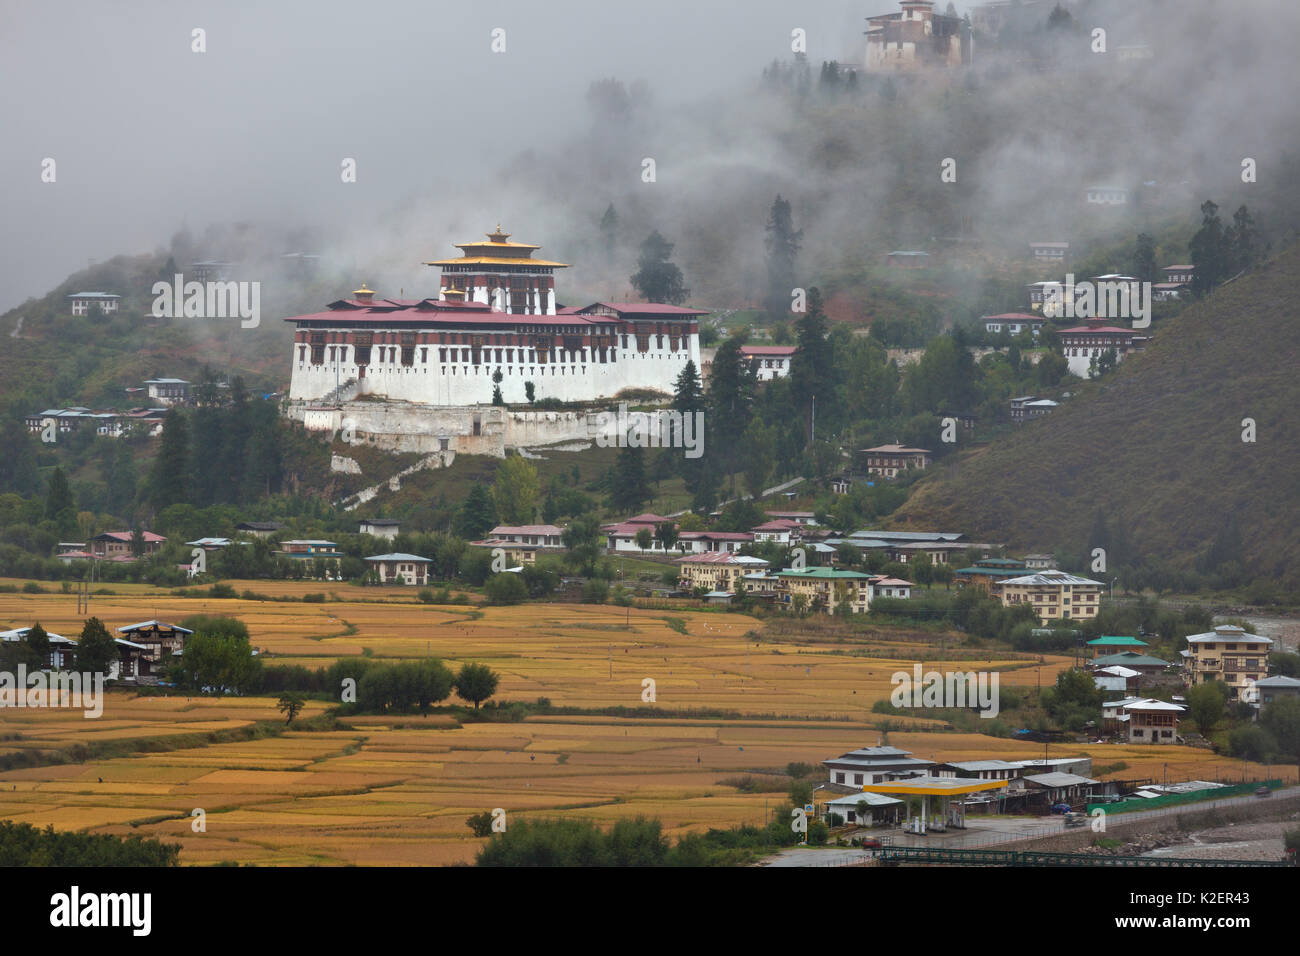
[609,446,651,513]
[76,617,117,676]
[764,195,803,319]
[149,409,192,510]
[1227,205,1262,272]
[492,368,504,406]
[630,231,689,305]
[1133,233,1157,283]
[1189,200,1230,296]
[789,286,834,428]
[453,483,497,539]
[44,467,77,535]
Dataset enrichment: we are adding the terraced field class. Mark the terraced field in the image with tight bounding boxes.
[0,580,1289,865]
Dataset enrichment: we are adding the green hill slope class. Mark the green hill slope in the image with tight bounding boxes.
[891,242,1300,587]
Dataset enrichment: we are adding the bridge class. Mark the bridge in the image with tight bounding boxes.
[877,845,1290,867]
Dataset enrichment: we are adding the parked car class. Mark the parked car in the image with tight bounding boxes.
[856,837,883,849]
[1255,786,1272,798]
[1049,803,1072,814]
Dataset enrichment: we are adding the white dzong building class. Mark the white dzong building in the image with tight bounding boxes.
[284,227,705,406]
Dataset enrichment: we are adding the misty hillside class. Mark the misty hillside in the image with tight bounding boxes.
[890,241,1300,587]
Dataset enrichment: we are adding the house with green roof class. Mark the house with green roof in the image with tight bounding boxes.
[1086,635,1148,658]
[1088,651,1172,675]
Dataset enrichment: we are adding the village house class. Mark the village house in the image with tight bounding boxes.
[236,521,283,538]
[191,260,234,282]
[0,626,79,669]
[1059,322,1148,378]
[1182,625,1272,702]
[1086,635,1148,659]
[186,537,233,551]
[1251,675,1300,707]
[489,524,564,548]
[26,408,124,438]
[823,745,936,786]
[932,759,1023,783]
[364,553,432,585]
[359,518,401,539]
[67,292,121,316]
[822,791,904,827]
[674,552,769,593]
[858,444,933,478]
[776,567,873,614]
[1122,698,1185,744]
[1009,395,1058,422]
[983,313,1044,337]
[677,531,753,554]
[89,531,166,560]
[116,621,193,681]
[1162,264,1194,285]
[864,1,971,73]
[765,511,817,526]
[1022,771,1099,805]
[751,519,803,546]
[1022,553,1056,570]
[1012,756,1093,777]
[275,539,344,560]
[888,540,968,565]
[953,557,1028,592]
[1084,186,1129,206]
[1102,696,1146,735]
[1090,651,1173,679]
[144,378,191,404]
[469,539,538,567]
[739,344,795,381]
[870,576,913,599]
[1094,665,1142,695]
[1028,241,1069,262]
[999,571,1104,622]
[1027,280,1077,315]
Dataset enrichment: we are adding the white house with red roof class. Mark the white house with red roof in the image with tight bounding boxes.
[1059,321,1148,377]
[739,344,795,381]
[89,531,166,560]
[752,518,803,545]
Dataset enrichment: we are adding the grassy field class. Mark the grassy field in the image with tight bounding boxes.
[0,580,1290,865]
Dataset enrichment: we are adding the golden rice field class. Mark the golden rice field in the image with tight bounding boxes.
[0,580,1291,865]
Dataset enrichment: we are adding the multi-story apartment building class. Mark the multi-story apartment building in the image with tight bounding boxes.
[1182,625,1273,702]
[999,571,1104,622]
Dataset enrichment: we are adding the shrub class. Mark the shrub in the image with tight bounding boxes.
[302,592,326,603]
[581,579,609,604]
[484,572,528,605]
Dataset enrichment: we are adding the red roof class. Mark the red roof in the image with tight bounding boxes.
[740,345,797,356]
[982,313,1044,321]
[754,519,801,531]
[93,531,165,543]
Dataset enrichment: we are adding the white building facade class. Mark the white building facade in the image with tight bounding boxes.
[285,229,704,407]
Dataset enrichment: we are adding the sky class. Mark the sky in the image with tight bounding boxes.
[3,0,1297,317]
[0,0,871,313]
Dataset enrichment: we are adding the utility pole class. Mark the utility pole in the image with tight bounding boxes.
[609,642,612,680]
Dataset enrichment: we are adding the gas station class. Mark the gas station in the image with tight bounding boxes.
[858,777,1009,834]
